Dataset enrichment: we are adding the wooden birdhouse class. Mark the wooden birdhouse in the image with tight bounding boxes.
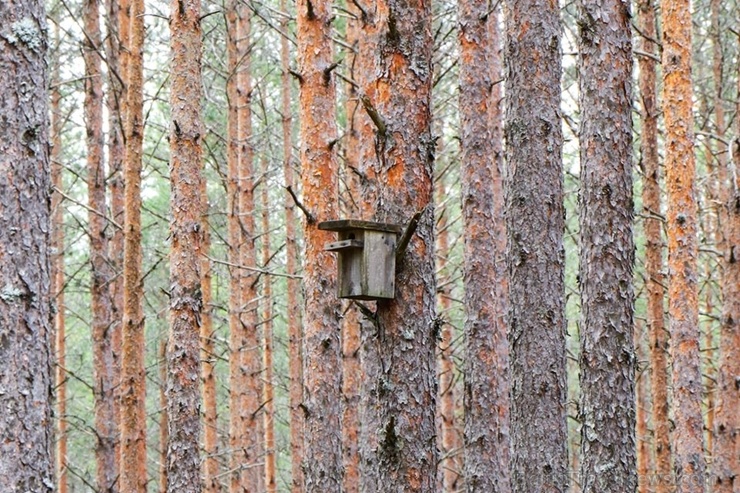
[319,219,404,300]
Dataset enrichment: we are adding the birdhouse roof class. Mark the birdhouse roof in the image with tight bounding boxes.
[318,219,404,234]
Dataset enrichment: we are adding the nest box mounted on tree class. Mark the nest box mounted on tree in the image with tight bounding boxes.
[319,219,405,300]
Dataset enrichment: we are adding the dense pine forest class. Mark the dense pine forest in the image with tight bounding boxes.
[0,0,738,490]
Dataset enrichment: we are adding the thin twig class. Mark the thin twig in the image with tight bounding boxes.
[206,254,303,280]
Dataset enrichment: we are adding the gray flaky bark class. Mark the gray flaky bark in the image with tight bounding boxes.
[166,0,204,489]
[504,0,568,491]
[0,2,53,491]
[459,0,510,491]
[354,0,437,490]
[577,0,636,491]
[661,0,706,491]
[297,0,344,488]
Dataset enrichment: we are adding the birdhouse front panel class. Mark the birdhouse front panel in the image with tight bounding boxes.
[319,219,403,301]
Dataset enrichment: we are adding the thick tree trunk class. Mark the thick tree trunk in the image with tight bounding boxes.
[202,168,219,493]
[280,0,304,488]
[120,0,148,489]
[0,1,53,489]
[459,1,509,491]
[342,16,362,493]
[661,0,706,491]
[636,1,671,491]
[355,0,437,489]
[166,0,204,489]
[84,0,118,488]
[712,33,740,492]
[297,0,343,488]
[504,0,568,491]
[576,1,636,491]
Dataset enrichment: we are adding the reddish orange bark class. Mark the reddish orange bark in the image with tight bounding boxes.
[662,0,706,490]
[261,157,276,493]
[297,0,344,487]
[280,0,303,487]
[712,26,740,492]
[119,0,147,488]
[201,176,219,493]
[636,323,652,493]
[51,28,68,493]
[637,1,671,491]
[159,341,169,493]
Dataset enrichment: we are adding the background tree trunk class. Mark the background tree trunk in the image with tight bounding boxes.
[83,0,118,487]
[712,30,740,492]
[280,0,304,487]
[636,1,671,491]
[201,168,219,493]
[504,0,568,491]
[297,0,344,488]
[661,0,706,490]
[459,1,510,490]
[119,0,148,488]
[166,0,204,488]
[577,0,636,491]
[0,0,53,488]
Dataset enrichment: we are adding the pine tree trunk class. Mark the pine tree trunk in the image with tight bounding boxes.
[297,0,344,488]
[636,322,652,493]
[636,2,671,491]
[51,22,69,493]
[576,1,636,491]
[0,0,53,488]
[712,32,740,492]
[261,157,277,493]
[435,182,460,492]
[201,166,219,493]
[504,0,568,491]
[225,0,245,489]
[159,341,169,493]
[166,0,204,488]
[120,0,148,488]
[459,2,510,490]
[105,0,125,471]
[661,0,706,490]
[84,0,118,488]
[355,0,437,489]
[280,0,304,487]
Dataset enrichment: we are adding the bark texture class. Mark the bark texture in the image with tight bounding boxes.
[637,1,671,491]
[166,0,204,489]
[459,1,509,491]
[84,0,118,487]
[713,35,740,492]
[120,0,147,488]
[355,0,438,489]
[577,1,636,491]
[297,0,344,488]
[504,0,568,491]
[661,0,706,490]
[0,2,53,490]
[201,168,219,493]
[280,0,304,486]
[261,158,277,493]
[51,24,69,493]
